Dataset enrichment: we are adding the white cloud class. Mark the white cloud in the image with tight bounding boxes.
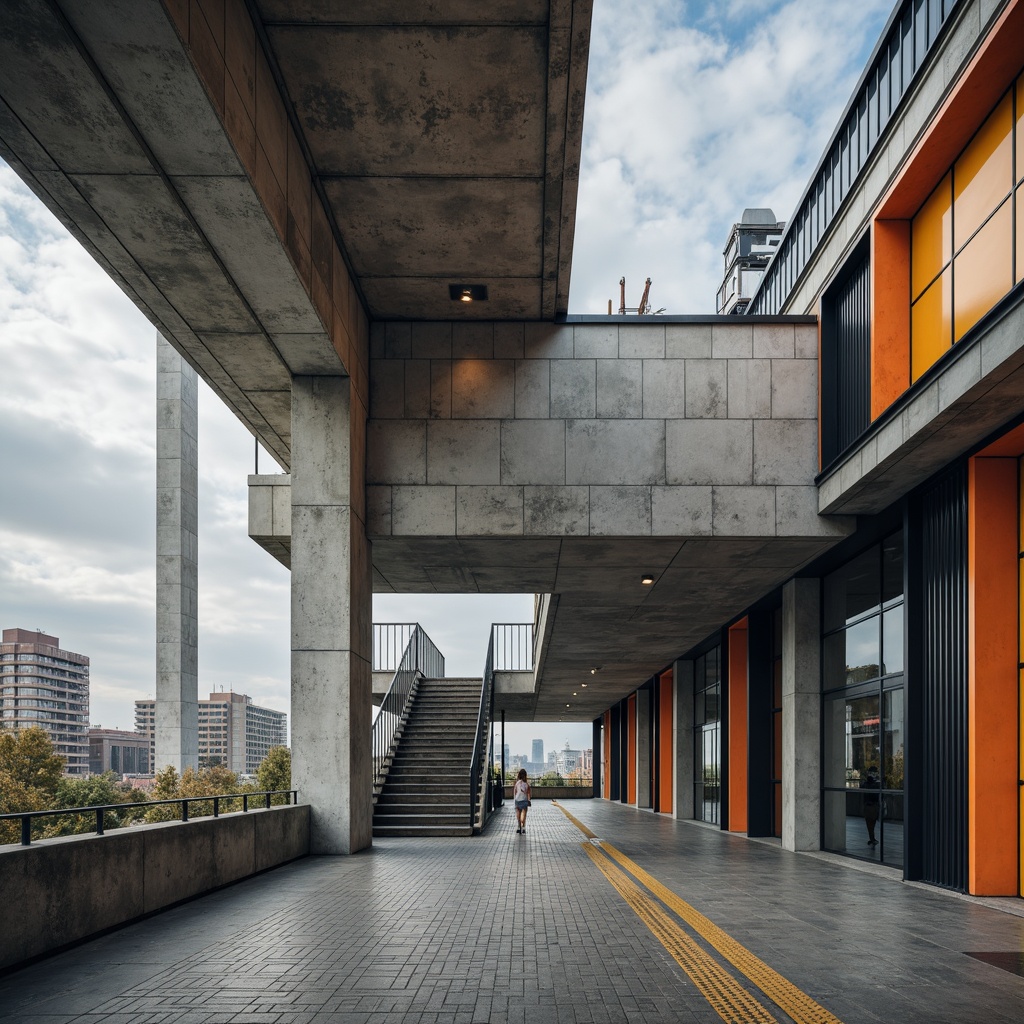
[569,0,893,315]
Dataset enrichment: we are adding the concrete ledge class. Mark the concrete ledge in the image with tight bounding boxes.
[0,805,309,972]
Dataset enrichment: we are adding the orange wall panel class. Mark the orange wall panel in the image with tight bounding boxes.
[627,694,637,805]
[727,620,749,833]
[658,670,674,813]
[871,220,911,417]
[967,457,1019,895]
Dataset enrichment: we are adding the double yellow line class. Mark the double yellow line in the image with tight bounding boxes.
[554,804,844,1024]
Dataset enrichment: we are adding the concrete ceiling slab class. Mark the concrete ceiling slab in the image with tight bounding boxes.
[322,177,544,278]
[256,1,550,25]
[268,26,547,177]
[359,277,542,320]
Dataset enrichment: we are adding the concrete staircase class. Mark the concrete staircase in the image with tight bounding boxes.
[372,677,483,838]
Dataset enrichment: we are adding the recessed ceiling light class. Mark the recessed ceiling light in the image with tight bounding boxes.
[566,703,570,708]
[581,682,587,688]
[641,575,655,585]
[449,284,488,302]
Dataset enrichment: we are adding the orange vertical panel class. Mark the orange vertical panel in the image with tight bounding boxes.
[727,619,749,833]
[627,694,637,805]
[871,219,911,418]
[968,458,1019,895]
[658,670,674,812]
[603,711,611,799]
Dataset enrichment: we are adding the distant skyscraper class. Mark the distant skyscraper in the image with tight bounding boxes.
[716,208,786,314]
[503,743,510,766]
[1,628,89,775]
[532,739,544,765]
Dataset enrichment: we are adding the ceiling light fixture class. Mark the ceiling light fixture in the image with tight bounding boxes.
[641,575,655,585]
[449,284,488,303]
[581,682,587,688]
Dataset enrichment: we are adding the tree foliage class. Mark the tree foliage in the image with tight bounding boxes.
[0,727,65,844]
[257,745,291,803]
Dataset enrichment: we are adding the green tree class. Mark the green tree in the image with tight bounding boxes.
[257,746,291,804]
[47,773,146,837]
[0,727,66,844]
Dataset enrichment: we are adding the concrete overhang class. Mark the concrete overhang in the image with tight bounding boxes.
[0,0,592,467]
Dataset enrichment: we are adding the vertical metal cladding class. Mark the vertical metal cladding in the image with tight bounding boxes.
[915,464,968,891]
[822,245,872,468]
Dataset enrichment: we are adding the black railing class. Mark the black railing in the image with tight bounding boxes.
[746,0,960,314]
[372,624,445,793]
[490,622,534,672]
[470,631,496,833]
[0,790,298,847]
[374,623,419,674]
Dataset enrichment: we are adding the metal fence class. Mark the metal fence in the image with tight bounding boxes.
[490,623,534,672]
[372,624,445,791]
[0,790,298,847]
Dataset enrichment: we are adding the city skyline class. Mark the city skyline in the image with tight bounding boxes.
[0,0,892,736]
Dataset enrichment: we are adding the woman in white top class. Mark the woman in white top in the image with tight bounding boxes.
[513,768,531,834]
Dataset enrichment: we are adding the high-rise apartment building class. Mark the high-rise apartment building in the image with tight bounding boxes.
[531,739,544,766]
[136,691,287,776]
[0,628,90,776]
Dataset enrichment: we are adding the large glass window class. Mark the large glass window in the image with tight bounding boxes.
[822,533,905,867]
[910,79,1022,381]
[693,645,721,825]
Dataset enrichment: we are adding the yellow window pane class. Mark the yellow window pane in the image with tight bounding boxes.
[953,199,1012,342]
[911,267,951,381]
[911,172,951,300]
[954,92,1012,250]
[1017,75,1024,186]
[1018,185,1024,285]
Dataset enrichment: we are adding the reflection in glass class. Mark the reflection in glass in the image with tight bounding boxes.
[705,684,720,724]
[884,688,905,790]
[882,607,903,675]
[824,547,880,631]
[845,618,880,684]
[882,794,905,868]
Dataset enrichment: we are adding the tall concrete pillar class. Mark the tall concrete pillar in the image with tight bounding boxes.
[155,333,199,773]
[291,375,372,854]
[636,688,651,808]
[781,577,820,851]
[673,659,694,819]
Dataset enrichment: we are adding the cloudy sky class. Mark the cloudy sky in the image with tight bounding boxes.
[0,0,892,756]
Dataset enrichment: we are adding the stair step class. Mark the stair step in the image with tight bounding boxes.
[372,825,473,838]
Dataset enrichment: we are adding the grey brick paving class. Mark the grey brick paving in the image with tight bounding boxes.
[1,802,1023,1023]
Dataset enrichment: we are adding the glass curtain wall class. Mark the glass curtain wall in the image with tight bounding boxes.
[822,534,905,867]
[693,646,722,824]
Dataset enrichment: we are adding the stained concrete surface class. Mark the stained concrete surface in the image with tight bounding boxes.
[2,800,1022,1023]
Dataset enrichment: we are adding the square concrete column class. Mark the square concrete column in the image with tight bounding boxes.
[155,333,198,773]
[636,688,651,808]
[673,659,694,819]
[291,376,372,854]
[781,577,820,851]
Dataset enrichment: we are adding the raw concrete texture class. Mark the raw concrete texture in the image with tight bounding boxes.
[0,806,309,972]
[155,333,198,774]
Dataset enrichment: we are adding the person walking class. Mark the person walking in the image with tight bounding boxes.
[513,768,531,834]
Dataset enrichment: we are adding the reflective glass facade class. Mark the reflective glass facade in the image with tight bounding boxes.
[822,535,905,867]
[693,645,722,825]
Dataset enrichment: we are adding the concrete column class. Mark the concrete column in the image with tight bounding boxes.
[781,577,821,851]
[291,375,372,854]
[636,688,651,808]
[673,659,694,819]
[155,333,198,773]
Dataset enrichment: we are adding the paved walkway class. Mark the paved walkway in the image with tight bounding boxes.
[2,800,1023,1024]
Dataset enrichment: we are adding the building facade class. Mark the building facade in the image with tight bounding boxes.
[595,0,1024,897]
[136,692,287,777]
[0,629,89,776]
[715,208,786,315]
[88,727,151,777]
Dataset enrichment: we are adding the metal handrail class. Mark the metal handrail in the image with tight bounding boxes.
[372,624,445,794]
[469,632,494,833]
[0,790,298,847]
[491,622,534,671]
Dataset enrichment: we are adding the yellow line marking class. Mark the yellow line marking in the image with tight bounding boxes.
[581,842,776,1024]
[555,804,845,1024]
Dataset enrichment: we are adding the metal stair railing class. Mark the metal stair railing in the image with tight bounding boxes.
[372,623,445,800]
[470,622,535,832]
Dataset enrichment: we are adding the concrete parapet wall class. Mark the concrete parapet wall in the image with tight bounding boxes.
[0,805,309,972]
